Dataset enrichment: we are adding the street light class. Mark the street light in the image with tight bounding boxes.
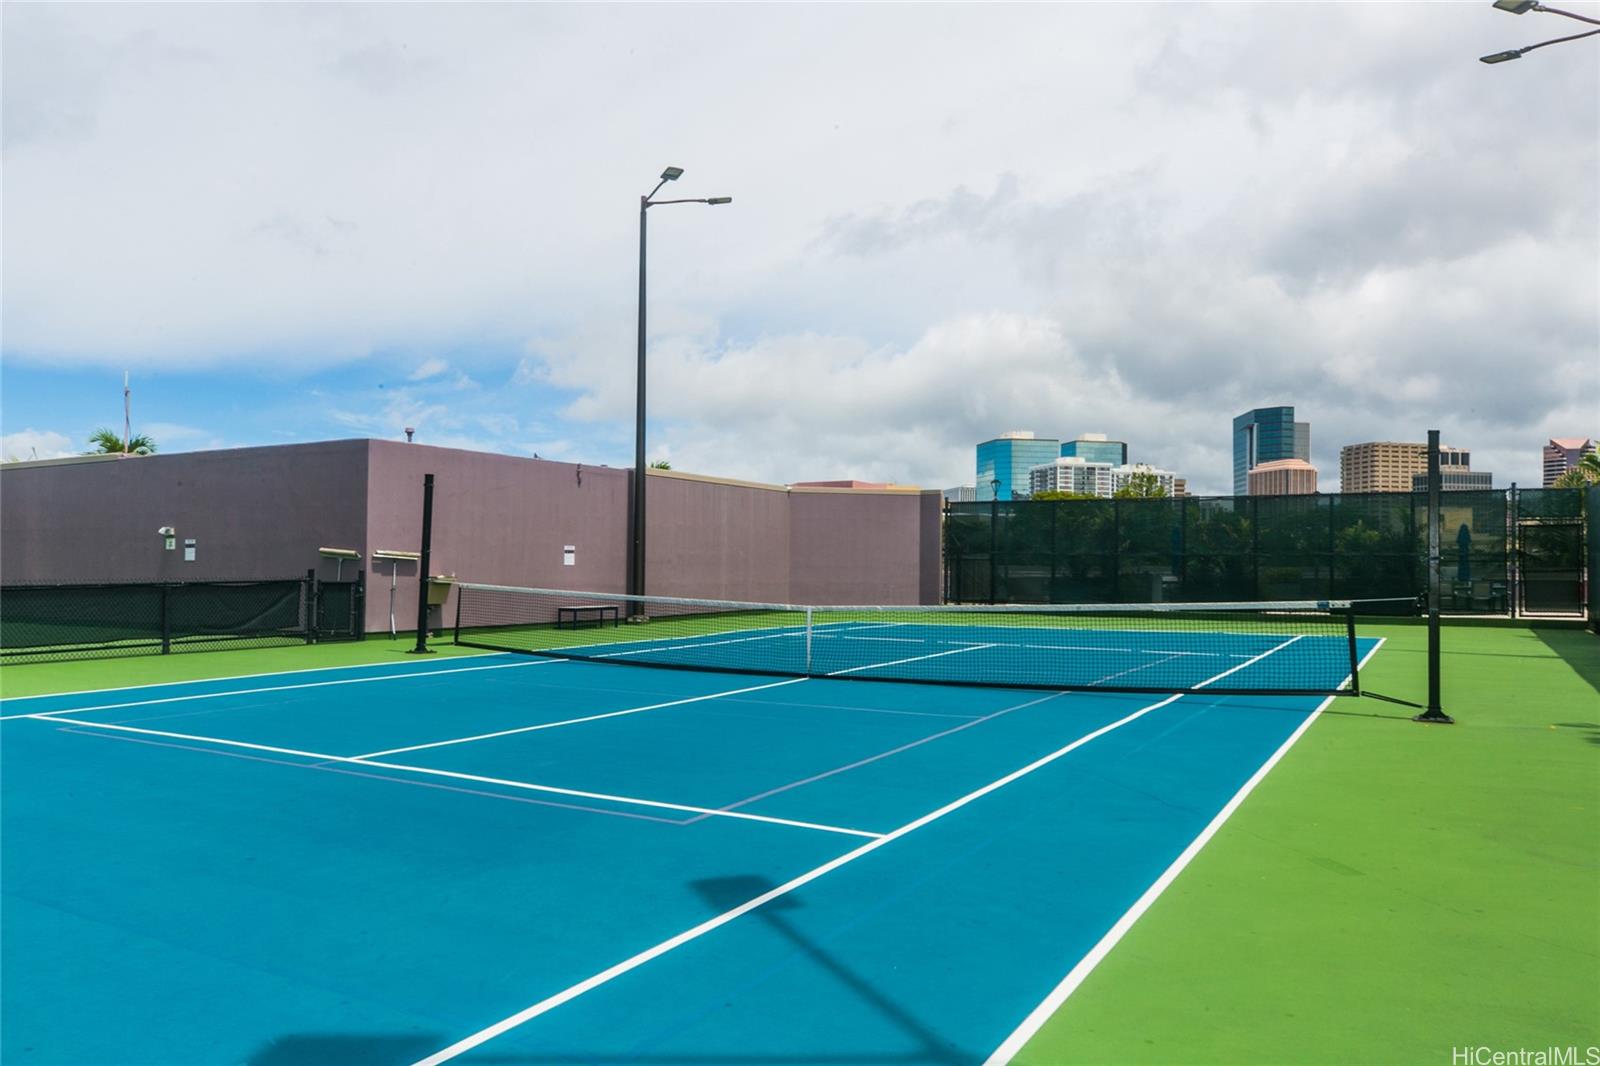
[631,166,733,615]
[1480,0,1600,63]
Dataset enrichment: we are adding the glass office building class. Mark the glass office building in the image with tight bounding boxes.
[1233,407,1310,495]
[1060,433,1128,466]
[976,432,1060,500]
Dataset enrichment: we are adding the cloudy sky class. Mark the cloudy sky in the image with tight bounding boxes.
[3,2,1595,493]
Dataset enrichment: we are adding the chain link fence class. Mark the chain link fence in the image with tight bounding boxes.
[945,488,1586,617]
[1,572,365,664]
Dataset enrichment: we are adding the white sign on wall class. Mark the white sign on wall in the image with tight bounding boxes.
[563,545,576,566]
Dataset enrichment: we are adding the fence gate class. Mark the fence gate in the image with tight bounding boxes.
[313,574,365,641]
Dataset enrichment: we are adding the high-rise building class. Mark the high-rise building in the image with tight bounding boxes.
[1059,432,1128,466]
[1029,458,1177,498]
[942,486,976,503]
[1233,407,1310,495]
[1341,441,1474,493]
[1247,459,1318,496]
[1172,478,1189,497]
[1410,470,1493,492]
[976,431,1060,500]
[1544,438,1597,486]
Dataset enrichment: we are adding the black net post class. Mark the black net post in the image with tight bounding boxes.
[410,473,436,655]
[1416,430,1453,723]
[1344,607,1361,697]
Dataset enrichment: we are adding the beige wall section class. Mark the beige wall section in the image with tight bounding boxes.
[0,442,369,586]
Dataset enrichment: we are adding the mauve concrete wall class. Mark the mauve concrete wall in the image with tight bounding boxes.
[787,489,941,605]
[646,472,792,603]
[0,439,942,637]
[0,442,368,585]
[364,441,630,635]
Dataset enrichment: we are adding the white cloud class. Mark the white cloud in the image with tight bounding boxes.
[1,4,1594,491]
[1,428,78,462]
[408,357,450,382]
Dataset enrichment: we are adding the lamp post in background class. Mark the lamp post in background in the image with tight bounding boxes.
[1480,0,1600,63]
[630,166,733,616]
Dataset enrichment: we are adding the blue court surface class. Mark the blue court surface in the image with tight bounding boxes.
[2,636,1378,1065]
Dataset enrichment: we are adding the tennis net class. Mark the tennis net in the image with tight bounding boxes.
[452,583,1406,696]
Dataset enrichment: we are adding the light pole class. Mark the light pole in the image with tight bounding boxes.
[631,166,732,617]
[1480,0,1600,63]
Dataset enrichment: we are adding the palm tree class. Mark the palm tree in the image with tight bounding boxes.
[1552,451,1600,488]
[87,428,156,455]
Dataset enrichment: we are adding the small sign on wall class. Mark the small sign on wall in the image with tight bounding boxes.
[563,545,576,567]
[184,538,197,562]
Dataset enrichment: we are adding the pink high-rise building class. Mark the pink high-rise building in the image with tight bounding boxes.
[1543,438,1597,486]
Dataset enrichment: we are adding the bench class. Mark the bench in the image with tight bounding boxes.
[556,603,621,630]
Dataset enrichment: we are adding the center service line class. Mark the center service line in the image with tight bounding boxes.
[409,688,1190,1066]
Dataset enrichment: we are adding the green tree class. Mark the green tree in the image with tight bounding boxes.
[1031,490,1099,500]
[648,459,672,470]
[87,428,156,454]
[1113,469,1168,498]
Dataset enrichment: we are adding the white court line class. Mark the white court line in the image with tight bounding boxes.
[21,716,344,761]
[353,677,810,759]
[0,651,503,703]
[590,628,805,659]
[828,634,1252,659]
[824,642,997,677]
[1192,633,1303,688]
[982,636,1387,1066]
[349,759,882,839]
[1084,653,1186,688]
[20,713,878,839]
[410,688,1188,1066]
[0,658,566,721]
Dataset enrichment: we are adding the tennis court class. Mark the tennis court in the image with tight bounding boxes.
[1,598,1379,1065]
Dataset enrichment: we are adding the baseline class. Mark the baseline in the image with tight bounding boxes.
[15,713,879,840]
[0,658,566,722]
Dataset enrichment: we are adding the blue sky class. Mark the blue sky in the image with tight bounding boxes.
[3,3,1596,492]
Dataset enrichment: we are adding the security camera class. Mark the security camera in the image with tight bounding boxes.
[157,526,175,536]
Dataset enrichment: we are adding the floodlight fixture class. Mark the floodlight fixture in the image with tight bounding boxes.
[661,166,684,181]
[705,196,733,205]
[1480,0,1600,64]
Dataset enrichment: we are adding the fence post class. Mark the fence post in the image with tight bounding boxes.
[355,568,366,640]
[306,568,318,644]
[989,494,998,606]
[1509,482,1519,618]
[1327,494,1337,601]
[1110,499,1121,603]
[159,584,171,655]
[1250,496,1261,601]
[1049,501,1058,603]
